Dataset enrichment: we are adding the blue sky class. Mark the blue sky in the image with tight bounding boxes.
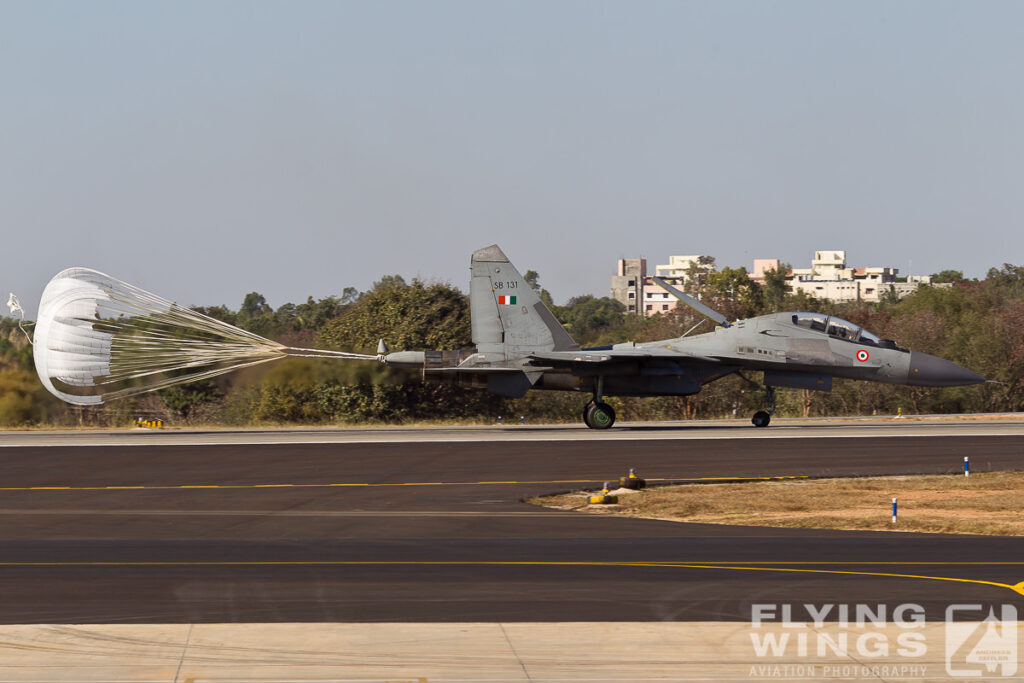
[2,1,1022,315]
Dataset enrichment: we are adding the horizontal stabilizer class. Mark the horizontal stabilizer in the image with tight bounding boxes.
[424,366,526,373]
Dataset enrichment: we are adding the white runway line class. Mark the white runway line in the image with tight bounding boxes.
[1,419,1024,447]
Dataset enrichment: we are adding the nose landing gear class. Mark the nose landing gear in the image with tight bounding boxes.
[752,386,775,428]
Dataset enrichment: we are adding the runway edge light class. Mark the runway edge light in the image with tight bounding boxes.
[619,468,646,490]
[590,481,618,505]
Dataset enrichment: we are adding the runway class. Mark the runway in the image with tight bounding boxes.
[3,415,1024,446]
[1,419,1023,624]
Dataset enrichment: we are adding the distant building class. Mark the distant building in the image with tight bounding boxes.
[654,255,715,282]
[750,258,781,282]
[763,250,940,303]
[642,279,680,315]
[612,255,709,317]
[610,258,647,315]
[613,249,940,315]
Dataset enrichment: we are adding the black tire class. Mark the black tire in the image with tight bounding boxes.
[752,410,771,428]
[582,401,595,428]
[586,401,616,430]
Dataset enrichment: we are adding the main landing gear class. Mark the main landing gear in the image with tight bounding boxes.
[583,376,616,429]
[583,400,616,429]
[752,386,776,428]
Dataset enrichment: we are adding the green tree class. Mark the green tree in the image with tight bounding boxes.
[240,292,272,318]
[373,274,407,291]
[986,264,1024,299]
[0,369,50,426]
[318,278,471,352]
[930,269,965,284]
[190,305,238,326]
[523,269,554,307]
[160,381,222,420]
[556,295,626,343]
[238,292,276,338]
[704,267,762,319]
[341,287,361,305]
[292,295,346,331]
[684,256,716,293]
[761,263,791,312]
[881,284,902,305]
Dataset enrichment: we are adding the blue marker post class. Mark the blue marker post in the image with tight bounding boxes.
[520,416,525,425]
[497,416,502,425]
[892,497,898,524]
[964,456,970,477]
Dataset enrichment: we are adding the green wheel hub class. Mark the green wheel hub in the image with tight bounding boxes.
[584,401,616,429]
[591,405,613,427]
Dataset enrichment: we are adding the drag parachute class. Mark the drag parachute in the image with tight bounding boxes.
[32,268,375,405]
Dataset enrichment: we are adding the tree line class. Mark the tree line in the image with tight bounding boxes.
[0,264,1021,427]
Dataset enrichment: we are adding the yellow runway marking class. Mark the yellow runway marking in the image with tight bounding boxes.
[0,475,807,492]
[659,563,1024,597]
[0,559,1019,597]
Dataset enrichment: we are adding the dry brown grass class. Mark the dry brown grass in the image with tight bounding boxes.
[528,471,1024,535]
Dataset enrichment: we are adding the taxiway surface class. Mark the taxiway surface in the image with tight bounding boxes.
[0,419,1022,623]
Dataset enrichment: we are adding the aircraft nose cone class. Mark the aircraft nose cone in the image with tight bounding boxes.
[907,351,985,386]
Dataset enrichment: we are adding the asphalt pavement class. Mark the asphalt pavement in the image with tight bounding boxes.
[0,419,1022,623]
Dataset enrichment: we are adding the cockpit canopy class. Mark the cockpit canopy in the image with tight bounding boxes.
[790,313,882,345]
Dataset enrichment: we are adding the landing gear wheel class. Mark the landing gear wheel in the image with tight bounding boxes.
[584,401,616,430]
[752,410,771,428]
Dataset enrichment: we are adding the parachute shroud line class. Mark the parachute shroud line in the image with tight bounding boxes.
[6,293,33,346]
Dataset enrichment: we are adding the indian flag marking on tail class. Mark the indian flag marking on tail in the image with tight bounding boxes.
[497,295,517,305]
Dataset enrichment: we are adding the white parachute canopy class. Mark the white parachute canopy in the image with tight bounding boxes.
[33,267,376,405]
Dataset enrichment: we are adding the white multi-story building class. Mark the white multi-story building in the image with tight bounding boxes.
[761,250,938,303]
[613,249,940,315]
[654,255,714,281]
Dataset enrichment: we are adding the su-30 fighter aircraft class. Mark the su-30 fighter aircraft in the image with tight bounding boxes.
[378,245,985,429]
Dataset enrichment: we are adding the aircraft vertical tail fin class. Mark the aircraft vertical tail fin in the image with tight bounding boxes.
[470,245,578,360]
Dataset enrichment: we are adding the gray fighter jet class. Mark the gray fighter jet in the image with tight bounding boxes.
[379,245,984,428]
